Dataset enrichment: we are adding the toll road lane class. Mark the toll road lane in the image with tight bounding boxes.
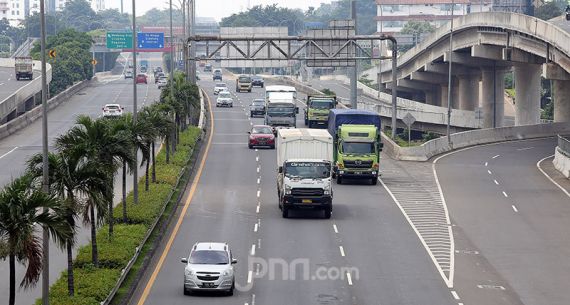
[435,138,570,305]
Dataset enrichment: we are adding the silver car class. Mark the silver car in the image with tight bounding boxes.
[216,91,234,107]
[181,242,236,296]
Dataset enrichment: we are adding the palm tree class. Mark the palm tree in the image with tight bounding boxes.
[27,151,106,295]
[0,174,72,305]
[56,115,134,242]
[142,105,171,182]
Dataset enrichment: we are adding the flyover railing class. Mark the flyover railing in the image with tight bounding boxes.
[558,134,570,156]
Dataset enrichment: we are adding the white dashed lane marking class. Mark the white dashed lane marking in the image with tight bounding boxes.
[333,224,339,234]
[502,191,509,198]
[512,205,518,212]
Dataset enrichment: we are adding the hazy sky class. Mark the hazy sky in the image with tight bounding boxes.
[107,0,335,20]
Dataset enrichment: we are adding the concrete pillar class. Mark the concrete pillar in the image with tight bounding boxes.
[553,79,570,122]
[452,82,459,109]
[441,84,449,108]
[458,75,479,111]
[481,68,505,128]
[514,64,541,125]
[425,91,436,105]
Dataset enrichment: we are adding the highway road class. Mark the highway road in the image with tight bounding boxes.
[0,66,38,101]
[130,71,457,305]
[0,52,163,305]
[435,138,570,305]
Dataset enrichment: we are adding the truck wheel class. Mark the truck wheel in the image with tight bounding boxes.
[336,175,342,184]
[282,207,289,218]
[324,207,332,219]
[371,178,378,185]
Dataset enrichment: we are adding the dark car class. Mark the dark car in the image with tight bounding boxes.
[154,72,165,83]
[213,69,222,81]
[248,125,275,149]
[251,75,264,88]
[249,99,266,117]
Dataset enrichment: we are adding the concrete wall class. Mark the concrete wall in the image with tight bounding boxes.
[0,79,90,141]
[553,148,570,178]
[382,122,570,161]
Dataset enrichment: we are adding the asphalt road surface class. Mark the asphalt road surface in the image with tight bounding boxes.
[436,138,570,305]
[130,71,456,305]
[0,66,38,101]
[0,52,163,305]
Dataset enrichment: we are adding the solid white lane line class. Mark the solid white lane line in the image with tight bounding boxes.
[247,270,253,284]
[251,244,256,256]
[254,223,258,232]
[494,179,499,185]
[333,224,339,234]
[339,246,345,257]
[451,290,460,300]
[485,162,488,167]
[0,146,18,159]
[512,205,518,212]
[492,154,500,159]
[502,191,509,198]
[487,170,492,175]
[537,155,570,198]
[346,272,353,286]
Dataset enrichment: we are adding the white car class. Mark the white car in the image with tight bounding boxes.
[157,78,167,89]
[125,70,133,79]
[213,83,227,95]
[181,242,236,296]
[102,104,124,117]
[216,91,234,107]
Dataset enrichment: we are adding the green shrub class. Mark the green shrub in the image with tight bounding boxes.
[75,224,147,268]
[155,163,183,185]
[115,182,173,225]
[36,267,121,305]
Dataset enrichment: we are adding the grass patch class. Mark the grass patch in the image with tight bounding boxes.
[506,88,515,98]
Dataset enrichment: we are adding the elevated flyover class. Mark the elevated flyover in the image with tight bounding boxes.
[379,12,570,128]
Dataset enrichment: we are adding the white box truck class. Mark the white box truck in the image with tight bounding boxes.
[276,128,334,218]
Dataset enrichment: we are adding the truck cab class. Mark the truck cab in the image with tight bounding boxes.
[304,95,337,128]
[236,75,252,92]
[264,86,298,127]
[276,129,333,219]
[328,109,383,185]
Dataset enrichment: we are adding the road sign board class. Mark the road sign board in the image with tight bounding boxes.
[403,112,416,127]
[137,32,164,49]
[106,32,133,49]
[48,49,56,58]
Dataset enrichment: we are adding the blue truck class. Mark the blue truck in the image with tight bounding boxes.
[327,109,383,185]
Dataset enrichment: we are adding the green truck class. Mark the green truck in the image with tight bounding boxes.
[327,109,383,185]
[304,95,337,128]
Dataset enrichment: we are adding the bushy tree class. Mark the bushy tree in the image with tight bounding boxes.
[535,0,567,20]
[221,4,305,35]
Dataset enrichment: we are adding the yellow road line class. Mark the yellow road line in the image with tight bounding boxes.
[136,89,214,305]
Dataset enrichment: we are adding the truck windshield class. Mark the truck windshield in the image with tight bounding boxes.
[239,76,251,82]
[267,106,295,115]
[285,162,331,179]
[342,142,375,154]
[310,100,334,109]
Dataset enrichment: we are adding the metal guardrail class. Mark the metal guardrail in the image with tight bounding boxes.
[558,134,570,155]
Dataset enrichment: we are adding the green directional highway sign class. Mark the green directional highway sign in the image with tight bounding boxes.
[106,32,133,49]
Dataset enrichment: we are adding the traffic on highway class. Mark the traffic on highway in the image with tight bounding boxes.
[1,2,570,305]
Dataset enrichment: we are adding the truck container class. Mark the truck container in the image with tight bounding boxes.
[15,57,33,80]
[277,128,334,218]
[304,95,337,128]
[265,86,298,127]
[327,109,383,185]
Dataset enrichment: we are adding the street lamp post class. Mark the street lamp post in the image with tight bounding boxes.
[446,0,455,145]
[132,0,139,204]
[39,0,50,304]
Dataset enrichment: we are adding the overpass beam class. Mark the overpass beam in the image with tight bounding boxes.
[481,68,505,128]
[458,74,479,111]
[553,80,570,122]
[514,64,541,125]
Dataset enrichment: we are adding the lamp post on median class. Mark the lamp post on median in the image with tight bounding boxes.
[132,0,139,204]
[39,0,50,304]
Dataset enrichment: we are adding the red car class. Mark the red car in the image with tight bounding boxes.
[248,125,275,149]
[136,74,147,84]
